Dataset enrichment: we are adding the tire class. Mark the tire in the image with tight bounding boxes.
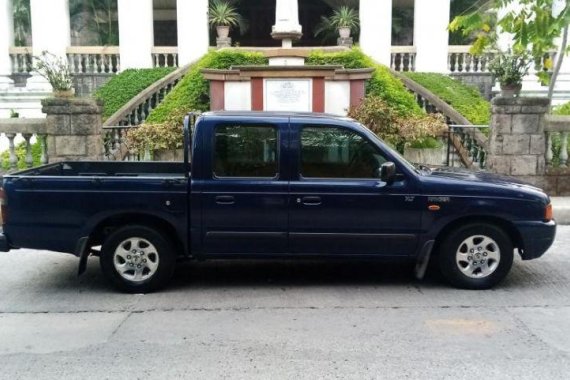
[100,225,176,293]
[438,223,514,290]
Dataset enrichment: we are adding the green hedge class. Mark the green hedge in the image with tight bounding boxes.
[553,102,570,115]
[306,49,422,116]
[145,50,268,124]
[95,67,175,120]
[403,72,491,125]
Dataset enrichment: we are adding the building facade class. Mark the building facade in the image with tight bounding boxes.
[0,0,569,117]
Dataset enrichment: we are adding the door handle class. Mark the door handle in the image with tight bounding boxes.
[215,195,235,205]
[300,196,322,206]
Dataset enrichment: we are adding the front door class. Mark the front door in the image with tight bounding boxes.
[289,123,421,256]
[201,120,289,255]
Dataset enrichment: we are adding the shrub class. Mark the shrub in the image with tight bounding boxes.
[553,102,570,115]
[306,48,422,116]
[404,72,491,125]
[145,50,267,126]
[95,67,174,120]
[348,96,447,152]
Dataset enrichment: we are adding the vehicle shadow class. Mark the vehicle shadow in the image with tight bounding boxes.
[167,259,434,290]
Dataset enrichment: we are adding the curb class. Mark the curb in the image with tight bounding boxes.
[552,197,570,225]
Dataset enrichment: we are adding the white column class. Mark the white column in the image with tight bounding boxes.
[177,0,209,65]
[414,0,451,73]
[118,0,154,69]
[359,0,392,66]
[0,0,14,89]
[29,0,71,90]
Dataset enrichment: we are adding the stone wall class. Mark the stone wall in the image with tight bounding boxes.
[41,97,103,162]
[72,74,114,97]
[450,72,495,100]
[487,97,548,182]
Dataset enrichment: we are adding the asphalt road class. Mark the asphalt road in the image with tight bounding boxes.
[1,228,570,380]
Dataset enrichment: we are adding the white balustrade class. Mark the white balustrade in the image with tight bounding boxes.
[66,46,120,74]
[0,119,48,172]
[151,47,179,68]
[448,46,495,73]
[8,46,33,74]
[390,46,416,72]
[545,116,570,168]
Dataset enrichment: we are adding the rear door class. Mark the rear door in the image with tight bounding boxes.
[200,117,290,255]
[288,121,422,256]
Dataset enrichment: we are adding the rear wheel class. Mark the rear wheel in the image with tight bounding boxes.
[438,223,514,290]
[100,225,176,293]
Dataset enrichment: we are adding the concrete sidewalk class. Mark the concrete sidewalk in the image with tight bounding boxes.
[552,197,570,225]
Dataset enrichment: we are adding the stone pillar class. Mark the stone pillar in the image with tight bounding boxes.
[118,0,153,69]
[359,0,391,66]
[487,97,549,180]
[29,0,71,90]
[0,0,14,89]
[272,0,302,48]
[41,98,103,162]
[177,0,209,65]
[414,0,451,73]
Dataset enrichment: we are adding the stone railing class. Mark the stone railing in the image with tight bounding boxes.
[545,115,570,168]
[9,46,33,74]
[0,118,48,173]
[103,61,192,128]
[102,125,146,161]
[391,70,489,169]
[390,46,416,72]
[448,46,495,73]
[67,46,120,74]
[152,47,179,68]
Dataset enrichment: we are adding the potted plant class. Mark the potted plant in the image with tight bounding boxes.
[34,51,74,97]
[488,51,531,97]
[315,6,359,40]
[208,0,240,39]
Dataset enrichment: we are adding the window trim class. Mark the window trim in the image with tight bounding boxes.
[212,123,281,181]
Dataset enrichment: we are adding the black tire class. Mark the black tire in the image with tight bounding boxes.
[438,223,514,290]
[100,225,176,293]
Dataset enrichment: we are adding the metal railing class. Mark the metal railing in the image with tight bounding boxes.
[445,125,489,169]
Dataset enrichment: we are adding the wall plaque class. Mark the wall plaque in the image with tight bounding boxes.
[264,79,312,112]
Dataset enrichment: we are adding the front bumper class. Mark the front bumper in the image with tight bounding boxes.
[514,220,557,260]
[0,231,10,252]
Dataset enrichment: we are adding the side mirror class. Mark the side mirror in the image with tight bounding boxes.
[379,162,396,184]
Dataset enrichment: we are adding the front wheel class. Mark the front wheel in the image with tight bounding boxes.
[100,225,176,293]
[438,224,514,290]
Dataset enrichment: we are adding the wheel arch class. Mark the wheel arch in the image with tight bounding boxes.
[87,212,185,257]
[432,215,523,255]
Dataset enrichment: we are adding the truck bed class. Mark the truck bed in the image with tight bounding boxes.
[8,161,189,178]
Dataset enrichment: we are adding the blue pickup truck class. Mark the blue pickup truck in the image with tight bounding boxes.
[0,112,556,292]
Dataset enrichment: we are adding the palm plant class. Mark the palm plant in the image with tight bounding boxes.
[209,0,240,28]
[315,6,359,40]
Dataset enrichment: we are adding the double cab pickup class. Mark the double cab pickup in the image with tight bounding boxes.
[0,112,556,292]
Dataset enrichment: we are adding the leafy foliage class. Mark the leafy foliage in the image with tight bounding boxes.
[314,6,360,38]
[145,50,267,126]
[306,48,422,116]
[69,0,119,45]
[348,96,447,152]
[488,50,531,86]
[34,51,73,91]
[553,101,570,115]
[1,141,42,171]
[12,0,31,46]
[404,72,491,125]
[449,0,570,84]
[95,67,174,119]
